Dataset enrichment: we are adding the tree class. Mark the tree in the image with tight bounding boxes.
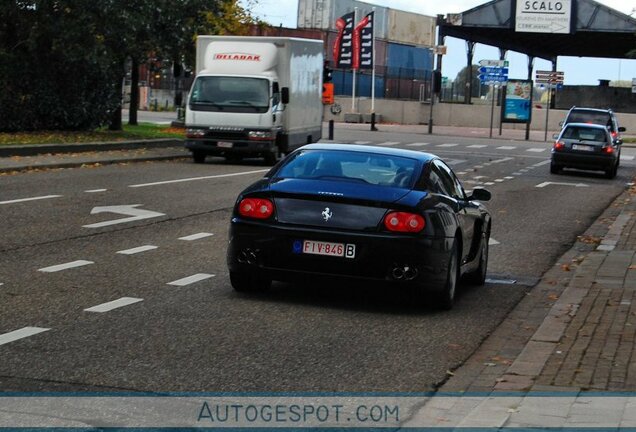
[454,65,488,102]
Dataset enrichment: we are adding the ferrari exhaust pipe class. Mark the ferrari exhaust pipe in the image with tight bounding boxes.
[238,248,258,265]
[392,267,405,280]
[404,267,418,281]
[391,265,418,281]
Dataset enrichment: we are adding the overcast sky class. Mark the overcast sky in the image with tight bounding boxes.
[244,0,636,85]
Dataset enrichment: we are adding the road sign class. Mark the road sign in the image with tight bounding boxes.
[478,66,509,76]
[479,59,509,67]
[516,0,572,34]
[479,74,508,84]
[536,70,564,85]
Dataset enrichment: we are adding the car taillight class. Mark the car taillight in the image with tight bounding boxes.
[553,141,565,151]
[611,131,618,139]
[238,198,274,219]
[384,212,425,233]
[602,146,614,154]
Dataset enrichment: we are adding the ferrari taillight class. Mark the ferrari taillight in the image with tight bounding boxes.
[238,198,274,219]
[384,212,425,233]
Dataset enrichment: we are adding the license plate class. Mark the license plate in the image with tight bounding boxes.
[298,240,356,259]
[217,141,233,148]
[572,144,594,152]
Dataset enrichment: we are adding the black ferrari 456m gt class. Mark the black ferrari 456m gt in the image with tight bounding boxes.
[227,144,492,309]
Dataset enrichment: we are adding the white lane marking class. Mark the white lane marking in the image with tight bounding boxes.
[505,176,515,180]
[473,176,487,180]
[533,160,551,167]
[491,157,514,164]
[354,141,372,144]
[129,169,269,188]
[117,245,158,255]
[484,182,495,186]
[457,171,467,175]
[83,205,165,229]
[437,143,458,147]
[38,260,94,273]
[527,148,546,152]
[497,146,516,150]
[377,141,400,146]
[0,327,50,346]
[85,189,107,193]
[0,195,62,205]
[495,179,505,183]
[84,297,143,313]
[179,233,214,241]
[621,155,635,161]
[407,142,429,147]
[474,165,484,169]
[167,273,215,287]
[467,145,488,149]
[446,159,467,166]
[489,238,501,246]
[513,172,523,176]
[536,181,589,188]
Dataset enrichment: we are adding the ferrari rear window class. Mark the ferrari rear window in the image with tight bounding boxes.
[275,150,419,188]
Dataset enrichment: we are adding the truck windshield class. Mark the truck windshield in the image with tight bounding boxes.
[189,77,270,113]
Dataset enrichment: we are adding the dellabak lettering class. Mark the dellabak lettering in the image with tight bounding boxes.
[524,1,564,12]
[214,53,261,61]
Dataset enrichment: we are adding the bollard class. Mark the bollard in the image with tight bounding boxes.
[370,113,378,132]
[329,120,334,140]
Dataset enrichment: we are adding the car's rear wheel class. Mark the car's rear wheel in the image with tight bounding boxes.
[192,151,206,164]
[550,161,562,174]
[230,271,271,293]
[605,162,618,179]
[465,230,489,286]
[434,241,459,310]
[264,147,281,166]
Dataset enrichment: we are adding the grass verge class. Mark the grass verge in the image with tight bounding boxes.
[0,123,184,146]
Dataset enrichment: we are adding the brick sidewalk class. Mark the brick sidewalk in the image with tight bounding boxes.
[434,183,636,394]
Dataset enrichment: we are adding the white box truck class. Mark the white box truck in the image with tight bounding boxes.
[185,36,324,164]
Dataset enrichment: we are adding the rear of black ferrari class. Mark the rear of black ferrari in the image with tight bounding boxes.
[227,148,456,299]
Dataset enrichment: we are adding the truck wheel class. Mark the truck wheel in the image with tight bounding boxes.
[192,151,206,164]
[264,149,280,166]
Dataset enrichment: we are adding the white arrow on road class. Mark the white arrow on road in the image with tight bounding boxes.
[83,205,165,228]
[535,181,589,188]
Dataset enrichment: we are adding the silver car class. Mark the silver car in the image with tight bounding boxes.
[551,123,619,179]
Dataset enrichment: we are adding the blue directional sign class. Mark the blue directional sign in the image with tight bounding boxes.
[478,66,509,76]
[479,74,508,84]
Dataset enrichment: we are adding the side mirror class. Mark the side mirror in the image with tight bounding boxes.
[619,126,626,132]
[552,134,559,140]
[469,187,491,202]
[559,121,564,126]
[614,138,623,146]
[281,87,290,104]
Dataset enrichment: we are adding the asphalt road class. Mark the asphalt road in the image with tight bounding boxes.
[1,129,634,392]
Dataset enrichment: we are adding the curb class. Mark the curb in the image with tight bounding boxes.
[0,154,189,174]
[0,139,184,157]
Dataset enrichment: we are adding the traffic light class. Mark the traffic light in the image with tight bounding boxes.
[432,70,442,94]
[323,60,333,83]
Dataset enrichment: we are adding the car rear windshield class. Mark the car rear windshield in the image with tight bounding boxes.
[275,150,419,188]
[562,126,607,142]
[566,110,611,127]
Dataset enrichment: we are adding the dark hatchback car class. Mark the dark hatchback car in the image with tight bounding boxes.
[561,107,625,164]
[551,123,619,178]
[227,144,492,309]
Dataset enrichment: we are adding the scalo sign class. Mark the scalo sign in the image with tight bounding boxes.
[515,0,572,34]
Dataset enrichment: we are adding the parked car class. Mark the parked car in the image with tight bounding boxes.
[227,144,492,309]
[551,123,620,178]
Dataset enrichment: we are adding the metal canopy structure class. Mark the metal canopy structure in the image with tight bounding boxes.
[440,0,636,61]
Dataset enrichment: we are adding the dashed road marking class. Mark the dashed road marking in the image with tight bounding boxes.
[495,179,505,183]
[536,181,589,188]
[621,155,634,161]
[513,172,523,175]
[84,297,143,313]
[167,273,215,287]
[484,182,495,186]
[497,146,516,150]
[457,171,467,175]
[38,260,94,273]
[491,157,514,164]
[446,159,467,166]
[354,141,372,145]
[377,141,399,146]
[489,238,501,245]
[179,233,214,241]
[0,195,62,205]
[437,143,458,148]
[473,176,487,180]
[533,160,551,167]
[85,189,107,193]
[129,170,269,188]
[407,143,429,147]
[527,148,546,152]
[505,176,515,180]
[117,245,158,255]
[0,327,50,346]
[467,145,488,149]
